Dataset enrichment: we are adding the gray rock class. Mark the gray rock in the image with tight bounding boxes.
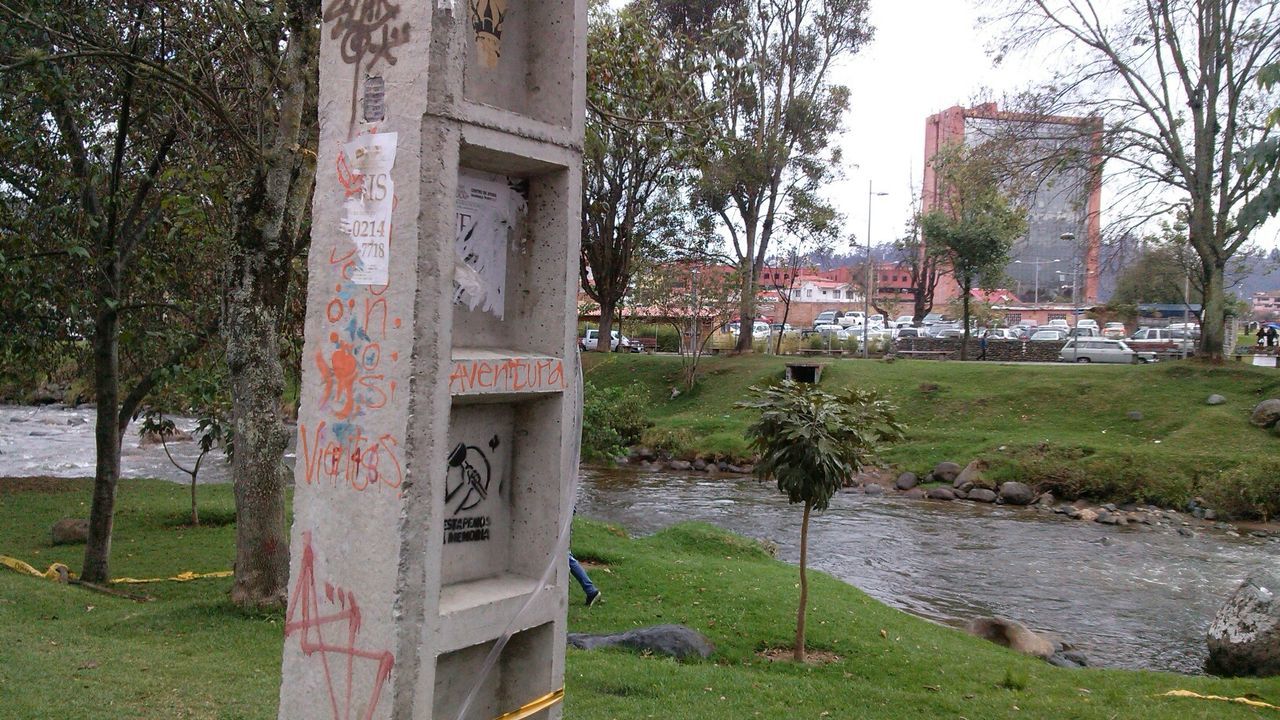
[8,416,27,423]
[1207,570,1280,676]
[667,460,692,471]
[723,464,747,474]
[954,459,993,489]
[568,624,714,659]
[1251,399,1280,428]
[1204,509,1218,521]
[998,481,1035,506]
[1036,492,1056,506]
[931,462,962,484]
[964,617,1055,659]
[1126,411,1144,421]
[901,488,926,500]
[953,488,968,499]
[1178,527,1197,538]
[955,481,975,494]
[967,488,997,503]
[925,487,956,501]
[1207,394,1227,406]
[692,458,708,471]
[1047,651,1090,668]
[863,483,885,496]
[51,518,89,545]
[895,472,919,491]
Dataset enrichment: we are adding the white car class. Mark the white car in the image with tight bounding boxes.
[893,315,915,329]
[838,311,865,329]
[1059,338,1157,364]
[813,324,850,341]
[1047,318,1071,330]
[580,329,637,352]
[1076,319,1099,330]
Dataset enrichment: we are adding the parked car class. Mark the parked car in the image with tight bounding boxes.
[769,323,797,335]
[1076,319,1099,331]
[813,323,850,341]
[581,329,637,352]
[838,311,866,329]
[893,327,923,339]
[982,328,1019,340]
[1067,327,1100,338]
[813,310,841,328]
[934,327,964,339]
[1030,329,1068,341]
[893,315,916,329]
[1059,338,1157,364]
[730,321,772,339]
[1046,318,1071,330]
[1128,327,1194,349]
[1102,322,1127,339]
[922,313,946,326]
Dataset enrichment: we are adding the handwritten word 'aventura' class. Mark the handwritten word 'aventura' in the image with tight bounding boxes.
[448,357,566,395]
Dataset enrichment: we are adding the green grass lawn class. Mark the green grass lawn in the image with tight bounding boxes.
[583,354,1280,514]
[3,478,1280,718]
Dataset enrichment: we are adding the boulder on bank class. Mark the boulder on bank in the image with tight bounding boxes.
[568,624,714,659]
[1251,399,1280,429]
[1206,394,1226,406]
[925,487,956,501]
[895,472,919,491]
[51,518,89,545]
[964,617,1055,659]
[931,462,961,484]
[1207,569,1280,676]
[998,481,1035,506]
[954,459,993,490]
[967,488,997,503]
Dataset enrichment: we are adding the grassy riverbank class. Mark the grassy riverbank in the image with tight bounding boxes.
[3,478,1280,718]
[583,354,1280,516]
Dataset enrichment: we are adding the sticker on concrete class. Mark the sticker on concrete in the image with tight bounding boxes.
[340,132,398,285]
[470,0,506,69]
[454,169,524,318]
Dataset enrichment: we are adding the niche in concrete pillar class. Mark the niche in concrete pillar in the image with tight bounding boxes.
[451,158,570,360]
[433,622,556,720]
[463,0,575,128]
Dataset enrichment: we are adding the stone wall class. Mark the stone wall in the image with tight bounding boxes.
[892,337,1065,362]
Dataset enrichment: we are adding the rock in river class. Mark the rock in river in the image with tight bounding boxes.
[967,488,997,503]
[998,481,1035,506]
[1207,569,1280,676]
[925,487,956,501]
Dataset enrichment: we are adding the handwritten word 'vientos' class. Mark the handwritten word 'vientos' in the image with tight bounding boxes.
[448,357,566,395]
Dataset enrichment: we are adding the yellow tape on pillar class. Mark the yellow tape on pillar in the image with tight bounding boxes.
[0,555,71,582]
[492,688,565,720]
[1162,689,1280,711]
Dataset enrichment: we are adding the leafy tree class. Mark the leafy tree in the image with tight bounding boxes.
[680,0,873,353]
[921,145,1027,359]
[582,0,705,353]
[739,381,903,662]
[630,256,742,390]
[1,2,225,582]
[1239,62,1280,231]
[991,0,1280,359]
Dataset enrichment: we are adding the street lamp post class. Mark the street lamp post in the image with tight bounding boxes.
[863,181,889,358]
[1060,232,1078,323]
[1013,258,1061,305]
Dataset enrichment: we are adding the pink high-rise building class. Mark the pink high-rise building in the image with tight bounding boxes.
[923,103,1103,305]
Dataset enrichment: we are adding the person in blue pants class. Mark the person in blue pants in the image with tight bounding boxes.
[568,552,601,606]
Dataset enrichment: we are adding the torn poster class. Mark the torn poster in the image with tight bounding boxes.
[454,169,525,319]
[339,132,398,285]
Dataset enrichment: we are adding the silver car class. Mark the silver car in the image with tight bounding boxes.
[1059,338,1157,364]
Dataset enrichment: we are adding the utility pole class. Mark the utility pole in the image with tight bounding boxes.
[863,181,888,358]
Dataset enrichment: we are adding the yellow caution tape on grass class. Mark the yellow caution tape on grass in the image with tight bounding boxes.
[0,555,71,582]
[493,689,564,720]
[110,570,233,584]
[1162,689,1280,711]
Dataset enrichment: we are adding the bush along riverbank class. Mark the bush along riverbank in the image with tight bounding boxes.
[5,479,1280,719]
[581,353,1280,522]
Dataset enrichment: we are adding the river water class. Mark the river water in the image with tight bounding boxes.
[1,404,1271,674]
[577,466,1277,675]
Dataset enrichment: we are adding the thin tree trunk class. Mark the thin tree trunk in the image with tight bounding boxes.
[227,297,291,608]
[794,500,811,662]
[82,306,120,583]
[960,280,971,361]
[190,475,199,526]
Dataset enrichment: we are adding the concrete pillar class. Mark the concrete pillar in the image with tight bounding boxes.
[281,2,585,719]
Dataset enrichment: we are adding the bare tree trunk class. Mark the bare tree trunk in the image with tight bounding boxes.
[595,296,616,353]
[82,306,120,583]
[960,280,971,361]
[1200,259,1226,362]
[190,475,199,526]
[227,298,291,608]
[794,500,811,662]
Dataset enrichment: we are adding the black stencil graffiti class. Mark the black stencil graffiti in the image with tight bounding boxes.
[445,435,501,515]
[323,0,412,133]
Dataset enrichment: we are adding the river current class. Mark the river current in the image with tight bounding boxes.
[1,404,1272,674]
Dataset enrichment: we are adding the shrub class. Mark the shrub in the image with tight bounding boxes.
[639,427,696,458]
[581,382,652,462]
[1202,460,1280,521]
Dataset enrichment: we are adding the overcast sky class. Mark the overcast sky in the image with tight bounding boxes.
[822,0,1280,255]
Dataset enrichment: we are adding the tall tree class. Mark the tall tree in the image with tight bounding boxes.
[1,2,224,582]
[921,144,1027,360]
[682,0,873,352]
[581,0,704,353]
[991,0,1280,359]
